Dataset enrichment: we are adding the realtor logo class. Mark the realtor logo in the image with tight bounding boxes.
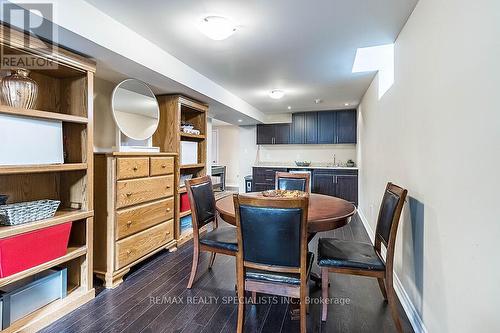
[1,2,57,69]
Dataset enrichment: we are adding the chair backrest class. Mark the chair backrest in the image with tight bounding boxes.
[275,172,310,192]
[233,194,309,274]
[185,176,217,237]
[374,183,408,258]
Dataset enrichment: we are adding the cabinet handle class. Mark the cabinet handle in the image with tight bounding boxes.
[166,208,171,212]
[161,164,167,168]
[126,249,131,256]
[126,220,132,227]
[166,185,171,189]
[126,192,133,197]
[133,166,138,171]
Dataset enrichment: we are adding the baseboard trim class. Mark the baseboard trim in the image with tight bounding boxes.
[357,209,427,333]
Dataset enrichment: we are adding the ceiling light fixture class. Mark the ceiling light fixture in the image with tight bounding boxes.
[314,99,322,104]
[238,119,243,122]
[344,103,350,106]
[197,16,237,41]
[287,106,292,110]
[269,89,285,99]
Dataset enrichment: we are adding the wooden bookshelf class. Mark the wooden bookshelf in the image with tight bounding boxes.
[0,25,95,332]
[180,132,205,140]
[0,163,88,175]
[0,105,88,124]
[153,95,207,247]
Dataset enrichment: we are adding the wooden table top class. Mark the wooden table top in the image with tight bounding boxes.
[215,192,356,233]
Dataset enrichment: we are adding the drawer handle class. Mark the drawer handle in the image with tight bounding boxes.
[166,208,171,212]
[166,231,171,235]
[161,164,167,168]
[126,221,132,228]
[133,166,138,171]
[126,250,132,256]
[166,185,171,189]
[126,192,133,197]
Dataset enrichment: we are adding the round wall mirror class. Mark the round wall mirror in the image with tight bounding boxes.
[111,79,160,141]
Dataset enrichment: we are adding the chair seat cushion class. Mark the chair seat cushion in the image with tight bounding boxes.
[245,252,314,285]
[200,227,238,252]
[317,238,385,271]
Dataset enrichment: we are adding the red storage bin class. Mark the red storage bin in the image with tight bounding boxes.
[180,193,191,212]
[0,222,72,278]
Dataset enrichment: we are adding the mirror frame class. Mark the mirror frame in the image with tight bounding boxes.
[111,79,160,141]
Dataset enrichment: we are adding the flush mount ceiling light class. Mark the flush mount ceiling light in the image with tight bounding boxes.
[269,89,285,99]
[197,16,237,41]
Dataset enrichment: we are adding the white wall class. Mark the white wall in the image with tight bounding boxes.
[93,77,116,151]
[358,0,500,332]
[213,125,241,187]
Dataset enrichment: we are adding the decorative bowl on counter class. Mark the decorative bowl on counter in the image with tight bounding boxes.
[295,161,311,167]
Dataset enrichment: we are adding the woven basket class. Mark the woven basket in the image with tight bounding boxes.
[0,200,60,226]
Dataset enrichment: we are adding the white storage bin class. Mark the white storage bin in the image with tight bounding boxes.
[181,141,198,165]
[0,268,67,328]
[0,114,64,166]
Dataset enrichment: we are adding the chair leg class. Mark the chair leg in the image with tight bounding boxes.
[209,252,216,269]
[321,268,329,322]
[300,288,307,333]
[386,274,403,333]
[377,278,388,300]
[187,244,200,289]
[236,282,245,332]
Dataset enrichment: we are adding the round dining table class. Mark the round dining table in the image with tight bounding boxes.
[215,192,357,233]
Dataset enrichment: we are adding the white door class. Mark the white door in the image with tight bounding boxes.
[211,129,219,165]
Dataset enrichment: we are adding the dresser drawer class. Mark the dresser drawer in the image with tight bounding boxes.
[115,198,174,240]
[150,156,174,176]
[115,220,174,269]
[116,175,174,208]
[117,157,149,180]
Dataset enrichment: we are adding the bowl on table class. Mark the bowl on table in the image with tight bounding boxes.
[295,161,311,167]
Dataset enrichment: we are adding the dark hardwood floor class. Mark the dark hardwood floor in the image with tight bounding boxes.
[42,215,413,333]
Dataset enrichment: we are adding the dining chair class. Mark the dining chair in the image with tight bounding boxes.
[185,176,238,289]
[275,172,311,192]
[317,182,407,332]
[233,193,313,333]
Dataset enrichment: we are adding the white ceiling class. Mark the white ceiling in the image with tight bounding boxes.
[85,0,417,114]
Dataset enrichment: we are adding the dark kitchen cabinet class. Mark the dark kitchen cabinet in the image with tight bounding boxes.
[256,124,274,144]
[256,124,290,144]
[336,110,357,144]
[252,167,287,191]
[291,113,305,144]
[335,174,358,205]
[304,112,318,144]
[274,123,291,144]
[317,111,335,144]
[312,169,358,205]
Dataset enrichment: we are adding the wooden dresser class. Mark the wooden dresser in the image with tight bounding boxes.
[94,152,177,288]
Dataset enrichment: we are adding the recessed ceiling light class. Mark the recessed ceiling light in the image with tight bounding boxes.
[314,99,322,104]
[269,89,285,99]
[287,106,292,110]
[344,103,350,106]
[197,16,237,41]
[238,119,242,122]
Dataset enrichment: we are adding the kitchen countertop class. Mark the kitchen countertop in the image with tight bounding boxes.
[253,164,358,170]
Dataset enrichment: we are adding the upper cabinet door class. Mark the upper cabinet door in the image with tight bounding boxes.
[256,124,274,144]
[274,123,291,144]
[304,112,318,144]
[317,111,335,144]
[291,113,305,144]
[336,110,357,144]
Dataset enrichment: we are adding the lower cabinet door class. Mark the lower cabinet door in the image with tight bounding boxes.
[312,173,336,196]
[335,175,358,205]
[115,220,173,269]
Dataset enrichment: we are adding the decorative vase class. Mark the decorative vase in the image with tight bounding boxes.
[1,69,38,109]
